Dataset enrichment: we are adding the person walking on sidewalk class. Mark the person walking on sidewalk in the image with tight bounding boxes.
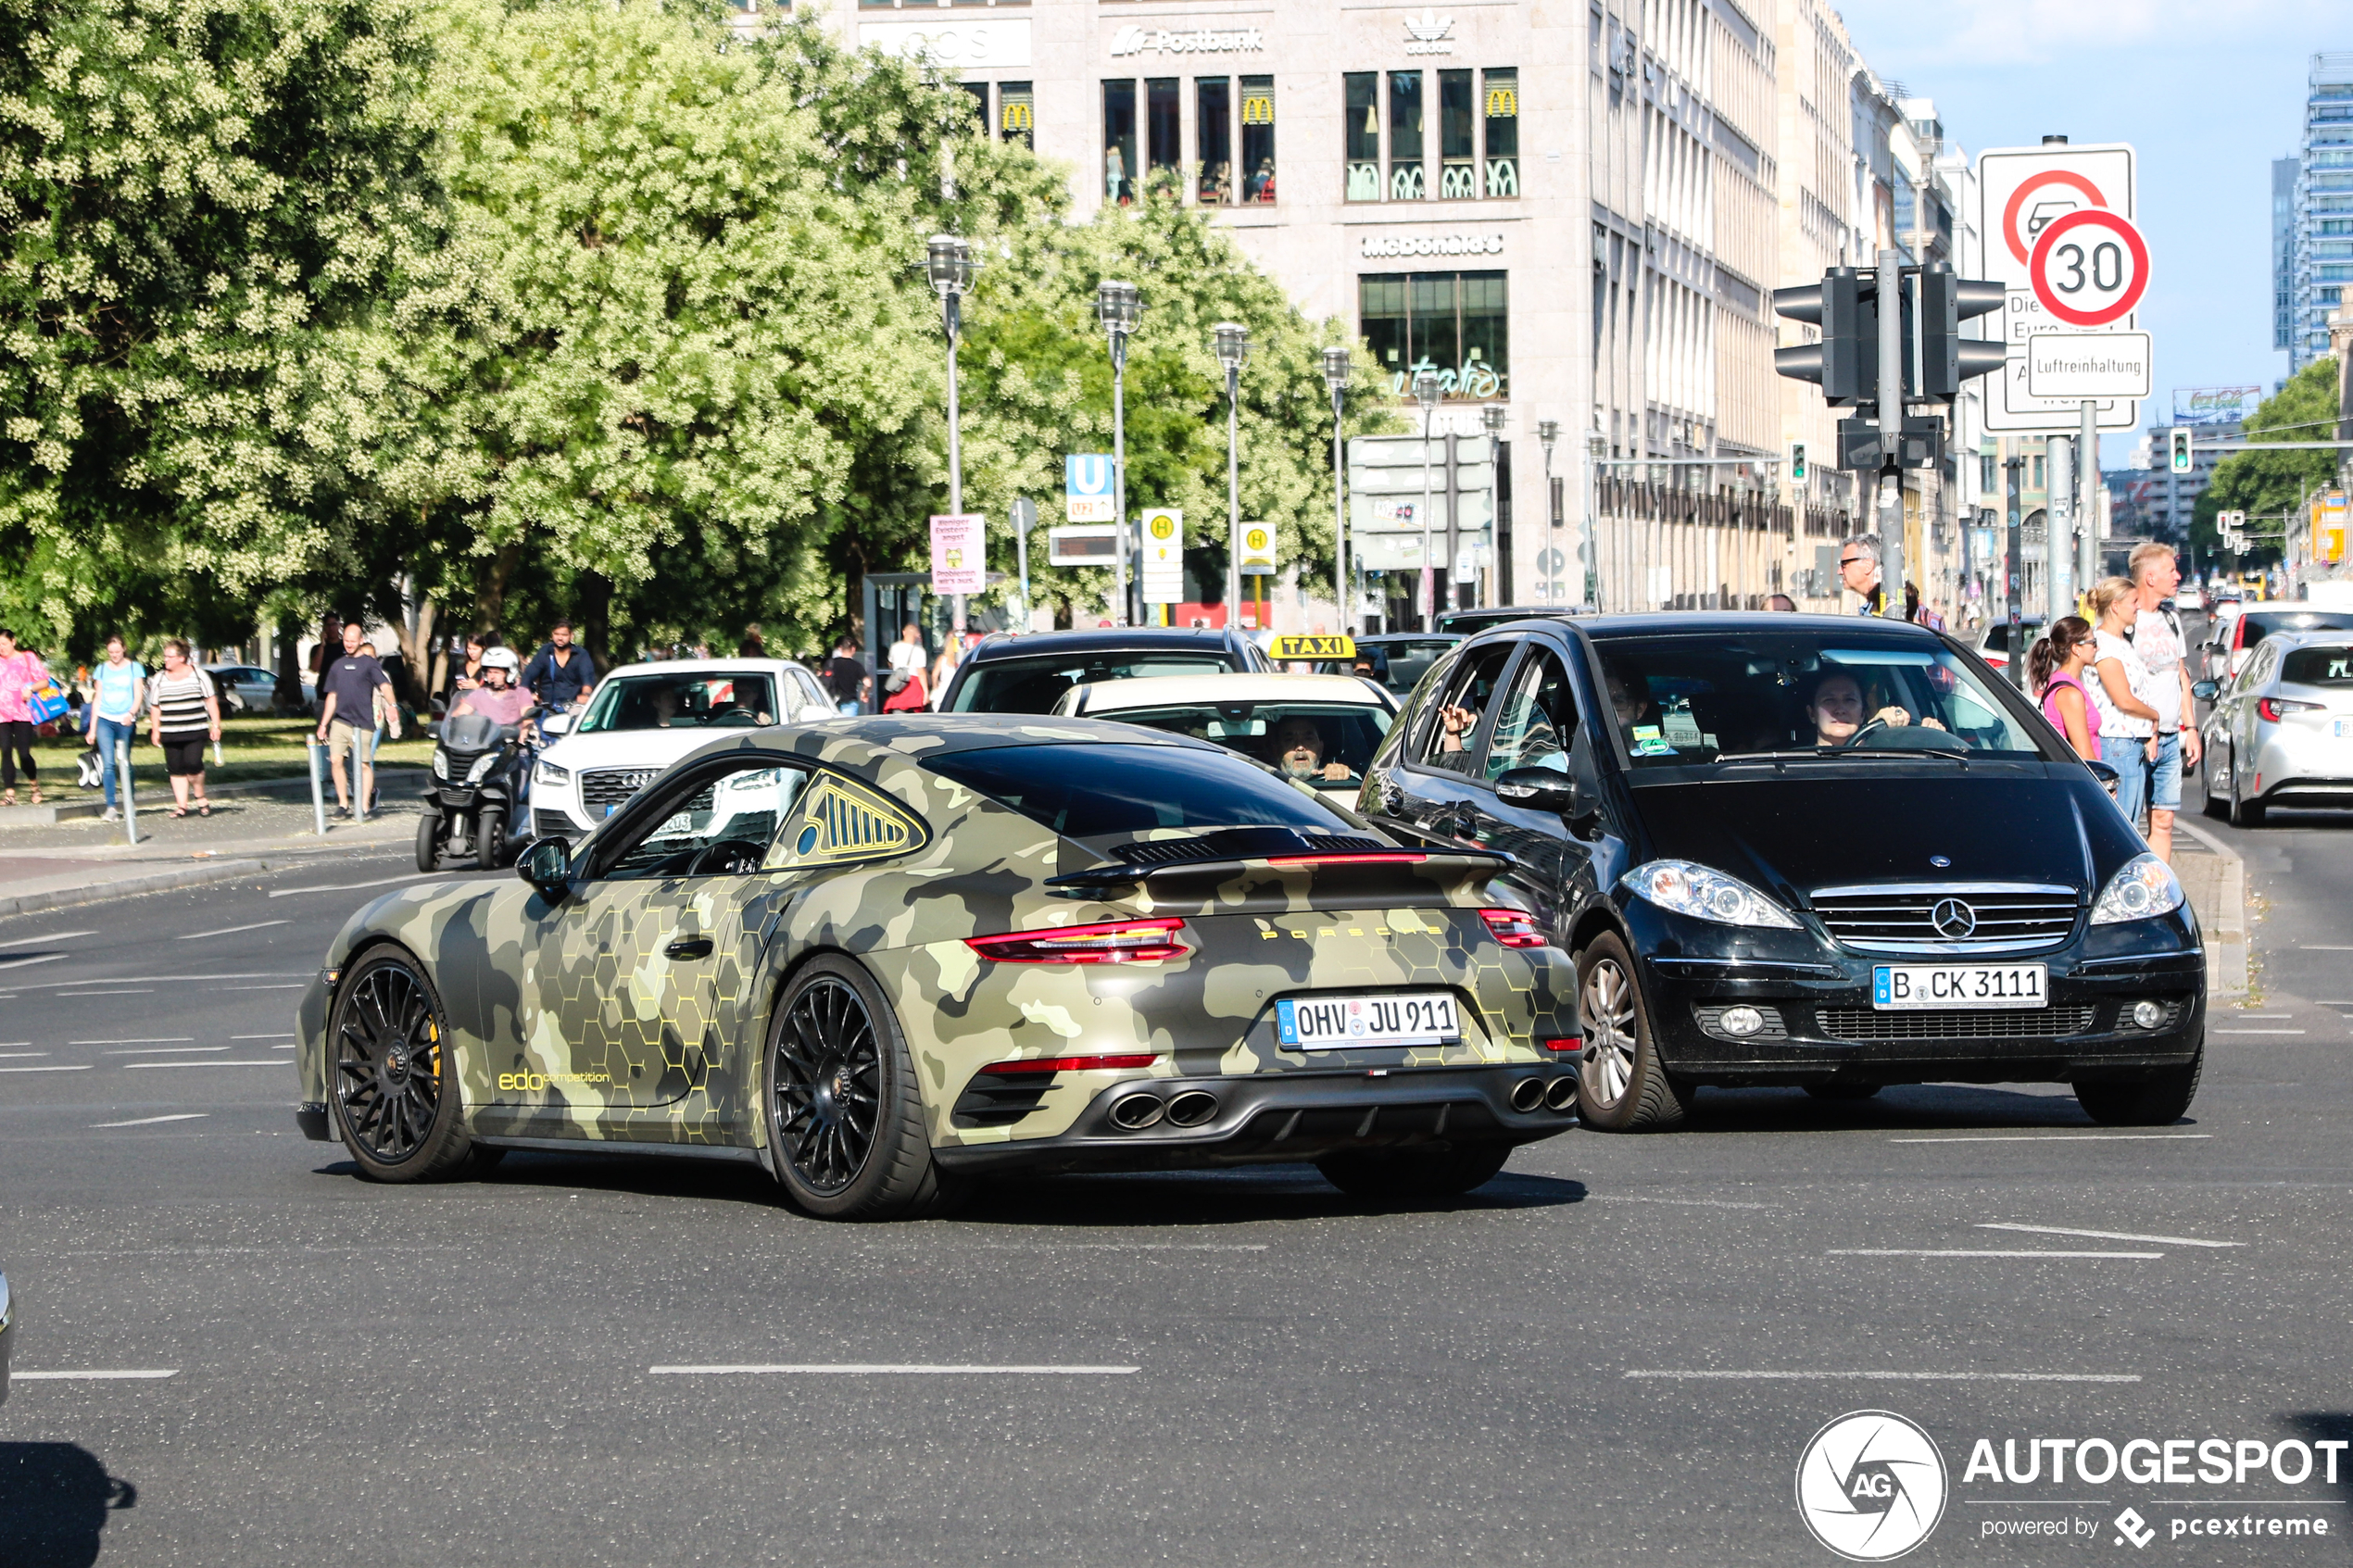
[147,639,221,818]
[314,621,389,820]
[0,626,49,807]
[83,633,147,821]
[2124,543,2202,864]
[822,636,869,715]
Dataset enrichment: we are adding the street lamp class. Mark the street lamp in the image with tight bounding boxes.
[1097,281,1142,626]
[1414,370,1441,628]
[927,235,979,633]
[1214,322,1251,630]
[1481,403,1506,608]
[1536,420,1560,605]
[1585,433,1608,611]
[1323,347,1352,633]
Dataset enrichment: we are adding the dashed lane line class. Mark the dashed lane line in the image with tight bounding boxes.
[233,1033,297,1040]
[0,1064,91,1073]
[1891,1133,2211,1144]
[174,920,289,941]
[1624,1371,2141,1383]
[269,872,443,898]
[92,1113,210,1128]
[122,1060,289,1070]
[1829,1248,2162,1259]
[0,953,68,971]
[0,930,96,947]
[649,1364,1142,1376]
[13,1370,178,1382]
[70,1037,192,1046]
[105,1046,230,1055]
[1979,1223,2239,1248]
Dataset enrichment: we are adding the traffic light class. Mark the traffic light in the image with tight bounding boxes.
[1788,441,1807,483]
[1917,264,2007,397]
[1772,268,1876,406]
[2169,428,2194,475]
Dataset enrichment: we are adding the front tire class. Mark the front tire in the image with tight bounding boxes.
[415,809,441,872]
[2075,1045,2203,1126]
[1316,1142,1511,1201]
[2230,761,2265,828]
[329,949,482,1182]
[764,957,956,1221]
[1574,932,1688,1131]
[475,807,505,872]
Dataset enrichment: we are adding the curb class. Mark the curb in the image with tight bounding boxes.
[0,768,430,829]
[2175,818,2248,1002]
[0,858,272,921]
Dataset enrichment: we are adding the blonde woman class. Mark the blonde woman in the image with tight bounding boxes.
[2086,578,2161,830]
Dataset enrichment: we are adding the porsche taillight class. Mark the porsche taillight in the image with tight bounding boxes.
[964,918,1189,964]
[1478,908,1547,948]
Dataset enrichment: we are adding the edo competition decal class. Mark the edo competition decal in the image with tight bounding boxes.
[497,1072,612,1092]
[1796,1411,1948,1562]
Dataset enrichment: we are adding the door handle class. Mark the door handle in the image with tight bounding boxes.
[664,935,713,960]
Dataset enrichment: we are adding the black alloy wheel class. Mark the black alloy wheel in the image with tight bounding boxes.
[1573,932,1689,1131]
[764,957,959,1221]
[331,950,481,1181]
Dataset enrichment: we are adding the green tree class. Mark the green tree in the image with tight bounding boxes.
[2194,358,2341,568]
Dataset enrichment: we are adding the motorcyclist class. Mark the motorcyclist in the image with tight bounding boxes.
[448,648,531,728]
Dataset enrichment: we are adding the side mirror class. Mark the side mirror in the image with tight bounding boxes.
[2191,680,2219,703]
[2085,759,2120,787]
[517,836,573,896]
[538,710,574,737]
[1494,765,1580,815]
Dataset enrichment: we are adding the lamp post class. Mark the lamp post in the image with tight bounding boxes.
[1481,402,1506,608]
[927,235,979,634]
[1323,347,1352,633]
[1214,322,1251,630]
[1586,433,1608,610]
[1414,370,1441,628]
[1536,419,1561,604]
[1097,281,1142,626]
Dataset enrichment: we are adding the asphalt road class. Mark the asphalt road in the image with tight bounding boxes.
[2,836,2349,1566]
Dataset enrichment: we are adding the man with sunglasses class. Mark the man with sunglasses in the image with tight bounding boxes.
[1838,533,1886,617]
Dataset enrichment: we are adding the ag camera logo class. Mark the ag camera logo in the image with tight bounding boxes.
[1796,1411,1948,1561]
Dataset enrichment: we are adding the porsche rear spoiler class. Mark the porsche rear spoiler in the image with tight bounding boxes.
[1045,846,1515,900]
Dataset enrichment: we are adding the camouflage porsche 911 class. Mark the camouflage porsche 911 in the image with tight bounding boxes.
[293,717,1580,1219]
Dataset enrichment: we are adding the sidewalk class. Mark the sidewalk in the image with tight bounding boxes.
[0,789,425,920]
[2172,819,2248,1003]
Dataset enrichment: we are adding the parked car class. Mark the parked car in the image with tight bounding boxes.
[1435,606,1580,636]
[1971,618,2044,677]
[206,663,313,715]
[2198,633,2353,826]
[1303,633,1461,698]
[526,659,836,841]
[936,627,1272,714]
[2202,607,2353,685]
[1051,672,1397,806]
[1361,611,2206,1130]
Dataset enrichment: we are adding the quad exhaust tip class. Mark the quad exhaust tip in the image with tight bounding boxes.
[1542,1076,1579,1113]
[1508,1077,1547,1114]
[1109,1093,1165,1130]
[1164,1090,1219,1127]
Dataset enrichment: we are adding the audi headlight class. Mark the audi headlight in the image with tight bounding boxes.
[1621,859,1800,929]
[535,759,571,787]
[430,751,448,780]
[465,754,497,784]
[2090,852,2185,925]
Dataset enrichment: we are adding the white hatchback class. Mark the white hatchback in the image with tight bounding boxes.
[528,659,836,841]
[1051,672,1398,805]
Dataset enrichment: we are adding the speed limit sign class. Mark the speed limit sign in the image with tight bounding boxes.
[2029,208,2150,327]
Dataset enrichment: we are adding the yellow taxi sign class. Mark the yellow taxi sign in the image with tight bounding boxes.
[1268,633,1356,661]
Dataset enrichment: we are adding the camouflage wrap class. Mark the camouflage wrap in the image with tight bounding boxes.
[296,717,1579,1164]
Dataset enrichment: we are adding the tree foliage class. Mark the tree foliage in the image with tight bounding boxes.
[2194,358,2342,567]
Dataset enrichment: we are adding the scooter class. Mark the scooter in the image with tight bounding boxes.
[417,712,535,872]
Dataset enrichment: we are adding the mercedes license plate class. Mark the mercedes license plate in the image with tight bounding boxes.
[1277,992,1460,1049]
[1871,963,2047,1010]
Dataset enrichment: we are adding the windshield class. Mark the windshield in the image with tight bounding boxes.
[1587,631,2054,771]
[1092,702,1391,788]
[2281,646,2353,686]
[949,652,1236,713]
[2242,611,2353,653]
[1309,639,1455,696]
[577,672,777,734]
[919,742,1353,844]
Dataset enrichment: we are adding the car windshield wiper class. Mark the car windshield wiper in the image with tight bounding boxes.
[1819,744,1971,763]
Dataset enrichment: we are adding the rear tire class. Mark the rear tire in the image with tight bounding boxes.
[2200,747,2229,820]
[329,949,483,1183]
[415,810,440,873]
[2075,1045,2203,1126]
[1574,932,1688,1131]
[2230,769,2265,828]
[1316,1142,1512,1201]
[475,807,505,872]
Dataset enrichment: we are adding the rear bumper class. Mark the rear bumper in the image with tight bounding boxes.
[931,1063,1575,1176]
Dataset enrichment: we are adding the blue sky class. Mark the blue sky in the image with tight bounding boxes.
[1836,0,2343,461]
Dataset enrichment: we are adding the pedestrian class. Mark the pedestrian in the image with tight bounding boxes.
[2123,543,2201,864]
[881,623,927,711]
[2086,578,2163,834]
[0,626,51,807]
[1837,534,1884,617]
[739,622,765,659]
[446,633,489,701]
[927,634,963,710]
[823,635,869,715]
[1766,593,1798,612]
[83,633,147,822]
[2027,615,2100,763]
[313,621,390,820]
[520,619,598,718]
[147,638,221,817]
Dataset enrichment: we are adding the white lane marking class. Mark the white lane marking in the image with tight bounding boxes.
[0,953,68,971]
[1892,1134,2211,1144]
[0,1051,49,1059]
[210,984,305,992]
[14,972,310,988]
[105,1046,231,1055]
[71,1037,193,1046]
[1624,1370,2141,1383]
[13,1369,179,1381]
[93,1113,210,1128]
[2297,945,2353,950]
[0,929,96,946]
[2215,1029,2307,1035]
[233,1033,297,1040]
[123,1060,289,1069]
[968,1243,1267,1252]
[269,872,441,898]
[0,1064,92,1073]
[1592,1194,1776,1210]
[57,990,154,997]
[648,1363,1141,1376]
[1829,1248,2162,1259]
[174,921,289,941]
[1979,1223,2240,1248]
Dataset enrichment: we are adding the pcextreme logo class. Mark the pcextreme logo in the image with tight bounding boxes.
[1796,1411,1949,1562]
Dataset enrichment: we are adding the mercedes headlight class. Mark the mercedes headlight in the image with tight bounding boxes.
[2090,852,2185,925]
[431,751,448,780]
[1621,859,1801,929]
[465,754,497,784]
[535,760,571,787]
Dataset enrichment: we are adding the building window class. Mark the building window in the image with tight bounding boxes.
[1483,69,1517,196]
[1147,78,1181,191]
[1344,72,1379,202]
[1197,77,1233,203]
[1439,69,1476,198]
[958,81,988,132]
[1000,82,1034,149]
[1388,71,1425,200]
[1359,270,1508,399]
[1239,75,1275,204]
[1102,81,1137,206]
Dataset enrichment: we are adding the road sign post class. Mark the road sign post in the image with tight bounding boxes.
[1010,496,1036,630]
[2006,457,2025,690]
[1139,507,1183,615]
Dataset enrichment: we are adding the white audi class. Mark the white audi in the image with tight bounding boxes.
[526,658,837,842]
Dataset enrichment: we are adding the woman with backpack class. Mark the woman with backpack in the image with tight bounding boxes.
[0,626,55,807]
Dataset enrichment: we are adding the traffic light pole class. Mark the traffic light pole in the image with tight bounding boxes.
[2006,457,2026,690]
[2079,402,2099,601]
[1875,248,1906,619]
[2047,432,2074,622]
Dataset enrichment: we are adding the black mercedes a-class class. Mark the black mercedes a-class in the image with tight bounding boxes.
[1361,612,2205,1130]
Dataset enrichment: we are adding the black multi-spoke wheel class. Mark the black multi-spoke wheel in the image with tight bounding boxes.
[1572,932,1689,1132]
[763,957,960,1221]
[330,950,481,1181]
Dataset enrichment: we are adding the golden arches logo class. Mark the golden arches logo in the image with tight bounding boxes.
[1485,86,1517,118]
[1001,102,1033,132]
[1241,94,1274,125]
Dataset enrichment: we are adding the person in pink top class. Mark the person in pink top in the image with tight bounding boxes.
[0,625,52,807]
[2028,614,2101,762]
[447,647,533,727]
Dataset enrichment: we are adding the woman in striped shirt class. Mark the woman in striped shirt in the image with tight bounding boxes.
[147,639,222,817]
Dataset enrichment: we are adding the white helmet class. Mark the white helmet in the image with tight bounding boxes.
[480,647,521,673]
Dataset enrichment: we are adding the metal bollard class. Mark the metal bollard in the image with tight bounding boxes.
[355,726,377,823]
[117,741,137,846]
[307,738,326,836]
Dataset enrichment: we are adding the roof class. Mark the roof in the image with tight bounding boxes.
[667,713,1214,777]
[1569,610,1946,640]
[1058,672,1393,715]
[595,657,815,682]
[962,627,1251,663]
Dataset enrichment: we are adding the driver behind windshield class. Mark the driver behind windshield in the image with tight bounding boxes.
[1273,715,1353,783]
[1803,669,1944,747]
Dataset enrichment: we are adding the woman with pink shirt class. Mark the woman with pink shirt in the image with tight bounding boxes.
[0,625,51,807]
[2027,615,2101,762]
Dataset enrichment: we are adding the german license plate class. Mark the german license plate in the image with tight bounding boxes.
[2335,719,2353,738]
[1871,963,2048,1010]
[1276,992,1460,1049]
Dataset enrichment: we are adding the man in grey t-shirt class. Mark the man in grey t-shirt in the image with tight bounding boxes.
[2125,544,2202,862]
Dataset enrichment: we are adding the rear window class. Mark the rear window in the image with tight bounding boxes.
[949,653,1237,714]
[920,742,1351,842]
[2281,646,2353,686]
[2243,611,2353,652]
